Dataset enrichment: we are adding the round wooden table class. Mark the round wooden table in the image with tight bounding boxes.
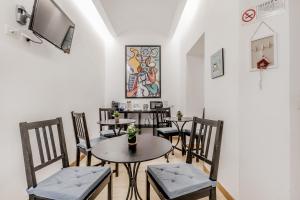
[164,117,193,155]
[97,118,136,136]
[92,134,172,200]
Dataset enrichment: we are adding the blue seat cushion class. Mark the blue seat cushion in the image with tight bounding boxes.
[77,136,107,151]
[147,163,214,199]
[100,129,126,138]
[28,166,111,200]
[157,127,179,136]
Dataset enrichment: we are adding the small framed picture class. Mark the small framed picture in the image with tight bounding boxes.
[211,48,224,79]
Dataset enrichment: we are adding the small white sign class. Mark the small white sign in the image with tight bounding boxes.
[241,0,285,25]
[257,0,286,19]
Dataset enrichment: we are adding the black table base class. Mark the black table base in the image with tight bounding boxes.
[171,121,189,156]
[123,163,142,200]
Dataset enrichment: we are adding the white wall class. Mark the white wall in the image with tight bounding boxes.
[289,0,300,199]
[173,0,292,199]
[185,55,204,116]
[171,0,240,198]
[0,0,107,199]
[239,0,291,199]
[104,31,181,111]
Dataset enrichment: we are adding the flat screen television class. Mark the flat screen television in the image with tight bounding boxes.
[29,0,75,53]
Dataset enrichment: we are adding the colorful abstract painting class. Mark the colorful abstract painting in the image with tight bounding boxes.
[125,45,161,98]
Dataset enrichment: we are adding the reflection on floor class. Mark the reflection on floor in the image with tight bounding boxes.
[80,134,228,200]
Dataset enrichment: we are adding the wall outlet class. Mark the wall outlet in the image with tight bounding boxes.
[4,24,19,36]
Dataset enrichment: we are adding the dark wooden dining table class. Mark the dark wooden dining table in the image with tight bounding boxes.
[97,118,136,136]
[92,134,172,200]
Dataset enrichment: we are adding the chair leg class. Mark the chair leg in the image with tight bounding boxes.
[76,148,81,166]
[87,152,92,166]
[108,175,113,200]
[164,152,170,163]
[146,174,150,200]
[115,163,119,177]
[170,136,174,155]
[209,187,217,200]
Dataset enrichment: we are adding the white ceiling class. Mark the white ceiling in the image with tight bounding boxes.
[94,0,187,37]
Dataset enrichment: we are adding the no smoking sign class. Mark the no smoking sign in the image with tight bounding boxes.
[242,9,257,23]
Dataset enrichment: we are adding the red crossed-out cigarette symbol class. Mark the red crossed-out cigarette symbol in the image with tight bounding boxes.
[242,9,256,22]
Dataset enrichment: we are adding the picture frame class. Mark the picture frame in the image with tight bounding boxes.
[211,48,225,79]
[125,45,161,98]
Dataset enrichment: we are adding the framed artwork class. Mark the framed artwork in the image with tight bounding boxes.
[211,48,224,79]
[125,45,161,98]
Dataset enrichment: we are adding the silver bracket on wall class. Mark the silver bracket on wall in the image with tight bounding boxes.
[16,5,31,25]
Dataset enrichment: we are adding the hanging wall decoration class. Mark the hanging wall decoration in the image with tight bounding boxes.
[250,21,277,89]
[125,45,161,98]
[211,48,225,79]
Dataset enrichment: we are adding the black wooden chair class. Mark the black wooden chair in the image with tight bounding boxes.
[72,111,120,177]
[184,108,206,162]
[155,108,178,162]
[155,108,178,140]
[20,117,112,200]
[146,117,223,200]
[71,111,107,166]
[99,108,126,138]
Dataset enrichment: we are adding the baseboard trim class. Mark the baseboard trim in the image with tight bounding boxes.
[203,165,235,200]
[70,155,86,166]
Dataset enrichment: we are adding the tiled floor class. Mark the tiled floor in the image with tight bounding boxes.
[83,133,228,200]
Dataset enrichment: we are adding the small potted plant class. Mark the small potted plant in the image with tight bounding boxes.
[112,111,120,123]
[127,124,138,149]
[177,111,183,121]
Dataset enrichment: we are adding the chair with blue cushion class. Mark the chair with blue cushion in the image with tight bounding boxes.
[155,108,178,141]
[99,108,126,138]
[72,111,119,177]
[71,111,107,166]
[184,108,205,162]
[20,117,112,200]
[155,108,178,162]
[146,116,223,200]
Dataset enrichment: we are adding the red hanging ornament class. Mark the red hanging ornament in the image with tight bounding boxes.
[257,55,270,70]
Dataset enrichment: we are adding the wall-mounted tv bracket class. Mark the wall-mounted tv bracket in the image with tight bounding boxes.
[16,5,31,25]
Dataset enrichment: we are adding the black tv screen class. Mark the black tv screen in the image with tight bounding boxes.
[29,0,75,53]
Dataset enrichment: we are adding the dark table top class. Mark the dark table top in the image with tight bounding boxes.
[92,135,172,163]
[118,109,157,113]
[97,119,136,125]
[164,117,193,122]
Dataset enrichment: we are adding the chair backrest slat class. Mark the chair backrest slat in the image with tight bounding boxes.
[187,117,223,181]
[35,128,45,164]
[200,124,208,156]
[42,126,51,161]
[48,125,57,158]
[20,117,69,189]
[204,125,213,158]
[71,112,91,149]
